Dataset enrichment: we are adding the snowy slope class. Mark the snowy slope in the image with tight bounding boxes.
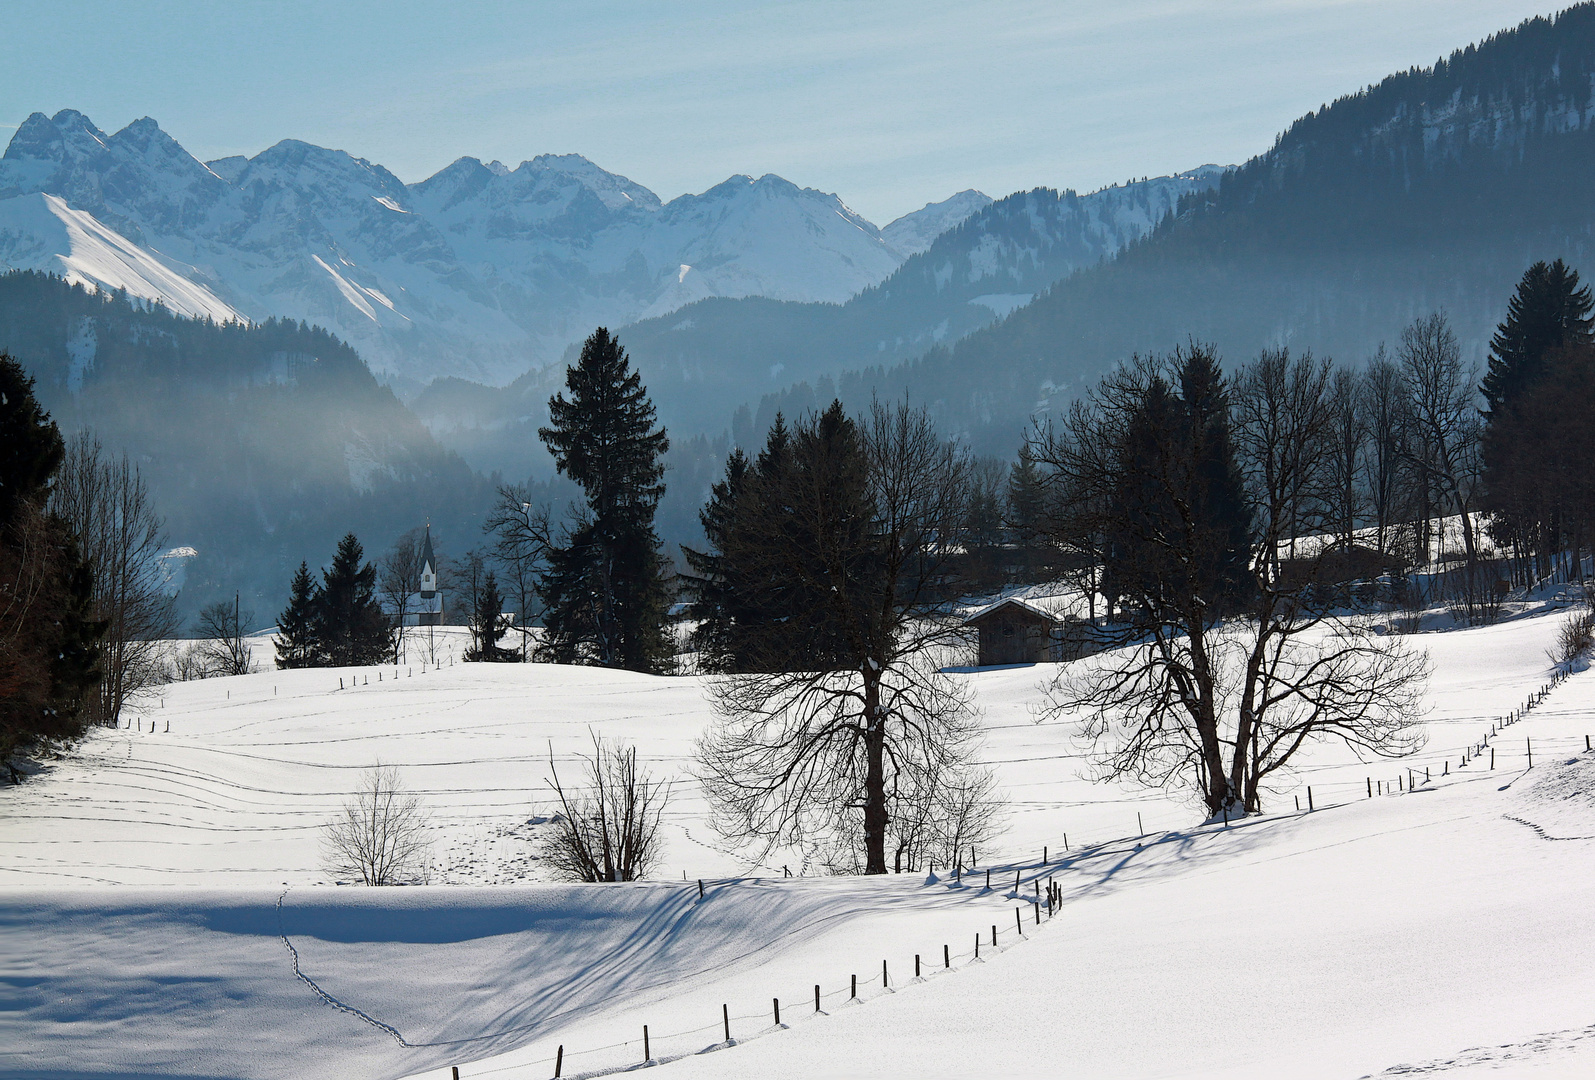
[0,192,240,322]
[7,608,1595,1078]
[0,111,937,386]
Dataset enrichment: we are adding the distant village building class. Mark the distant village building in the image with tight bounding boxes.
[960,596,1095,667]
[388,526,445,627]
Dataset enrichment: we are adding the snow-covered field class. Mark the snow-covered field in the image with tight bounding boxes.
[5,610,1595,1078]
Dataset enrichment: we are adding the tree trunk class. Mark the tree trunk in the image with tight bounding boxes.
[862,667,889,874]
[1185,621,1233,817]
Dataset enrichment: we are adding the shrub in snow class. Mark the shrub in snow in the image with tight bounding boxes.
[321,765,433,885]
[1552,610,1595,669]
[542,734,669,882]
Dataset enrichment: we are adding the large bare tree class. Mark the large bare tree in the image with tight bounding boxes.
[698,400,1002,874]
[1034,346,1427,817]
[49,433,177,726]
[1399,313,1484,565]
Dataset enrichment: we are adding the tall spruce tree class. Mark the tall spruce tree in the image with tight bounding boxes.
[1482,259,1595,417]
[537,328,673,672]
[465,570,517,662]
[314,535,390,666]
[275,561,320,669]
[1104,346,1251,621]
[681,447,751,671]
[0,354,103,774]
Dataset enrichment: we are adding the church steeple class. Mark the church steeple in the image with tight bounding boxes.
[419,525,437,597]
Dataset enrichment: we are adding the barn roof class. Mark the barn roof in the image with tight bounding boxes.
[962,596,1059,627]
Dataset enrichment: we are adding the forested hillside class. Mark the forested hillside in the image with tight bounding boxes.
[0,271,491,616]
[748,6,1595,454]
[605,171,1221,439]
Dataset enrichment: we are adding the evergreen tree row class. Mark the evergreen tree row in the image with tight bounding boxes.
[275,534,392,668]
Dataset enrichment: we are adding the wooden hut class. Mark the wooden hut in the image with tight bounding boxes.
[962,597,1060,667]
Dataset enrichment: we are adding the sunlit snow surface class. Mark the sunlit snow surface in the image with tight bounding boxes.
[5,614,1595,1078]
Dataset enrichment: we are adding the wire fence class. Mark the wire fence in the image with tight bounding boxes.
[450,863,1073,1079]
[442,661,1594,1079]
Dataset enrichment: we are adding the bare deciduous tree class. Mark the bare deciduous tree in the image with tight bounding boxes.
[1035,346,1428,817]
[192,595,253,676]
[49,433,177,726]
[698,401,1003,874]
[542,734,669,882]
[378,528,426,661]
[321,765,433,885]
[485,487,553,661]
[1326,366,1368,553]
[1399,312,1484,564]
[1361,347,1409,558]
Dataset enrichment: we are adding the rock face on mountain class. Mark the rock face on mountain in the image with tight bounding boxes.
[0,112,981,388]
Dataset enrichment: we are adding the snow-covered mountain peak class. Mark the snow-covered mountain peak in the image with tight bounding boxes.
[1,108,1003,384]
[512,153,662,213]
[882,189,994,257]
[240,139,409,200]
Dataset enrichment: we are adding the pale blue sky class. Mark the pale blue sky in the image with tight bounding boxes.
[0,1,1564,223]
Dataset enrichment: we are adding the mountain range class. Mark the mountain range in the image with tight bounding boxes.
[4,5,1590,618]
[410,169,1223,474]
[0,112,990,389]
[731,6,1595,456]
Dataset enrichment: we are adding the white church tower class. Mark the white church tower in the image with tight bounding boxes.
[416,525,442,626]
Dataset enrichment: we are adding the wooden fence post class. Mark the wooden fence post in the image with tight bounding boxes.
[643,1025,650,1061]
[555,1045,562,1077]
[773,998,780,1025]
[944,943,950,968]
[815,985,820,1013]
[724,1003,730,1042]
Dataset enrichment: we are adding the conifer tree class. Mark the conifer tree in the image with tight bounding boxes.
[536,329,672,672]
[1482,259,1595,416]
[275,561,320,669]
[0,354,64,532]
[681,447,751,671]
[0,353,103,774]
[314,535,390,667]
[1103,347,1250,620]
[464,570,517,662]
